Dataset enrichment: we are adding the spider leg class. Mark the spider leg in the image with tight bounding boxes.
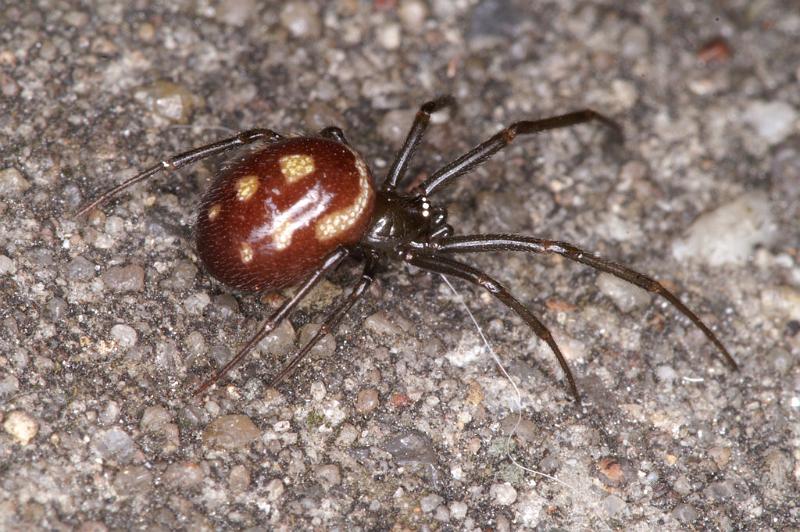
[431,234,738,370]
[405,252,581,403]
[269,252,378,387]
[319,126,350,145]
[192,247,350,396]
[75,128,284,217]
[383,95,456,193]
[420,110,622,196]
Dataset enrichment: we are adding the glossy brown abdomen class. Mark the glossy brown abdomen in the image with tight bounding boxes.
[195,137,375,291]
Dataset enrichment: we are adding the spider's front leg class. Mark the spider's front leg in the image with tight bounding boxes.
[419,109,622,196]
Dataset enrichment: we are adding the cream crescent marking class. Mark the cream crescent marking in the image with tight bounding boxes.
[315,154,372,241]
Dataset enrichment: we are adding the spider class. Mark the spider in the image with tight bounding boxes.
[77,96,737,402]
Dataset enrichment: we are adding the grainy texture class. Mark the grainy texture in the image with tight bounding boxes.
[1,1,798,530]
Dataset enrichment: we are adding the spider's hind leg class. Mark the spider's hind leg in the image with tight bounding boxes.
[76,128,284,217]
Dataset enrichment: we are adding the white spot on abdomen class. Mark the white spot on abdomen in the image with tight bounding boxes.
[279,154,316,183]
[235,175,259,201]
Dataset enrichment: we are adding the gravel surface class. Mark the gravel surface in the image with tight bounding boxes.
[2,1,799,530]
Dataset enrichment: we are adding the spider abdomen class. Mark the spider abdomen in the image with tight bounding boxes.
[195,137,376,291]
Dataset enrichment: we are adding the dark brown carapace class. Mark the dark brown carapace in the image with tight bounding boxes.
[77,96,738,401]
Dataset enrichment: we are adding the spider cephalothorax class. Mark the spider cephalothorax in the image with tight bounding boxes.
[78,96,737,402]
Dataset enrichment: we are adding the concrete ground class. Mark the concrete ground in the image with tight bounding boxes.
[1,0,798,529]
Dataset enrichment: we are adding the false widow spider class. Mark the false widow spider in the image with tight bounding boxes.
[77,96,738,401]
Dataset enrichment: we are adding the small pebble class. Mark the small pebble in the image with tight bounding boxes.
[66,256,96,281]
[384,431,437,466]
[78,520,108,532]
[742,101,797,145]
[211,293,239,319]
[763,448,792,487]
[140,406,172,433]
[183,291,210,314]
[216,0,256,26]
[434,505,450,522]
[228,464,250,492]
[110,324,138,349]
[298,323,335,359]
[355,388,379,414]
[596,272,652,313]
[363,310,406,336]
[705,480,735,500]
[673,475,692,495]
[113,466,153,494]
[602,494,626,517]
[98,401,120,426]
[398,1,428,31]
[0,255,16,275]
[489,482,517,505]
[655,365,677,384]
[671,503,698,523]
[0,167,31,197]
[449,501,468,520]
[257,319,295,355]
[155,340,181,373]
[760,286,800,321]
[203,415,260,449]
[378,23,402,50]
[420,494,443,513]
[280,2,321,39]
[708,446,731,469]
[167,260,198,291]
[315,464,341,489]
[184,331,207,358]
[672,191,777,266]
[3,411,38,445]
[46,297,68,321]
[92,428,136,463]
[265,478,284,501]
[163,461,204,490]
[135,81,199,124]
[102,264,145,292]
[445,332,484,368]
[379,109,417,146]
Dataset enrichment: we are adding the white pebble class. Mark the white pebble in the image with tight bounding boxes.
[399,1,428,31]
[184,291,210,314]
[280,2,321,39]
[449,501,468,520]
[420,494,443,512]
[379,23,402,50]
[743,101,797,145]
[4,411,38,445]
[110,323,138,349]
[0,167,31,197]
[445,332,484,368]
[672,191,777,266]
[0,255,15,275]
[489,482,517,505]
[596,272,652,313]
